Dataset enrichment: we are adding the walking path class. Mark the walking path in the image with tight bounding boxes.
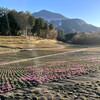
[0,48,87,66]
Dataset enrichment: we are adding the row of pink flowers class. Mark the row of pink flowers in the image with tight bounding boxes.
[20,66,89,84]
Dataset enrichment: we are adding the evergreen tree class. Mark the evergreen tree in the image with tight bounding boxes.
[32,18,45,37]
[57,28,64,40]
[49,24,54,30]
[43,23,49,38]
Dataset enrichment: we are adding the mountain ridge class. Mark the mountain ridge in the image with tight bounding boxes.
[33,10,68,21]
[32,10,100,33]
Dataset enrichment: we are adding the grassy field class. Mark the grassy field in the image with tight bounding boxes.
[0,36,100,99]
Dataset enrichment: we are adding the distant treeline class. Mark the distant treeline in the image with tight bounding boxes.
[63,32,100,45]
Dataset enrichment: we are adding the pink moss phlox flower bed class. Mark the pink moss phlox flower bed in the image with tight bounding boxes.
[20,64,90,84]
[0,57,99,93]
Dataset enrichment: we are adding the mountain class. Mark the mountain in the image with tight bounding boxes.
[33,10,68,21]
[32,10,100,33]
[58,19,100,33]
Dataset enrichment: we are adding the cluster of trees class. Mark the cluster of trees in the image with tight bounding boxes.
[71,32,100,45]
[56,28,100,45]
[32,18,56,39]
[60,32,100,45]
[0,8,56,39]
[0,8,35,35]
[0,8,77,41]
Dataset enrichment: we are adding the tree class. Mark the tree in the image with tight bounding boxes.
[27,15,35,27]
[49,24,54,30]
[43,23,49,38]
[32,18,45,37]
[8,10,20,35]
[0,14,8,35]
[0,7,11,35]
[57,28,64,40]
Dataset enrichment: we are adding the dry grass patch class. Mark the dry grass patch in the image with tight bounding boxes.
[84,47,100,52]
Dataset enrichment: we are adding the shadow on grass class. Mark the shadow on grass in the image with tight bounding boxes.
[0,45,22,49]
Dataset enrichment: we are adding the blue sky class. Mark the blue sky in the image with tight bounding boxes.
[0,0,100,27]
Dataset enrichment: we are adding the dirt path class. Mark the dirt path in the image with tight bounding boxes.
[0,48,87,66]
